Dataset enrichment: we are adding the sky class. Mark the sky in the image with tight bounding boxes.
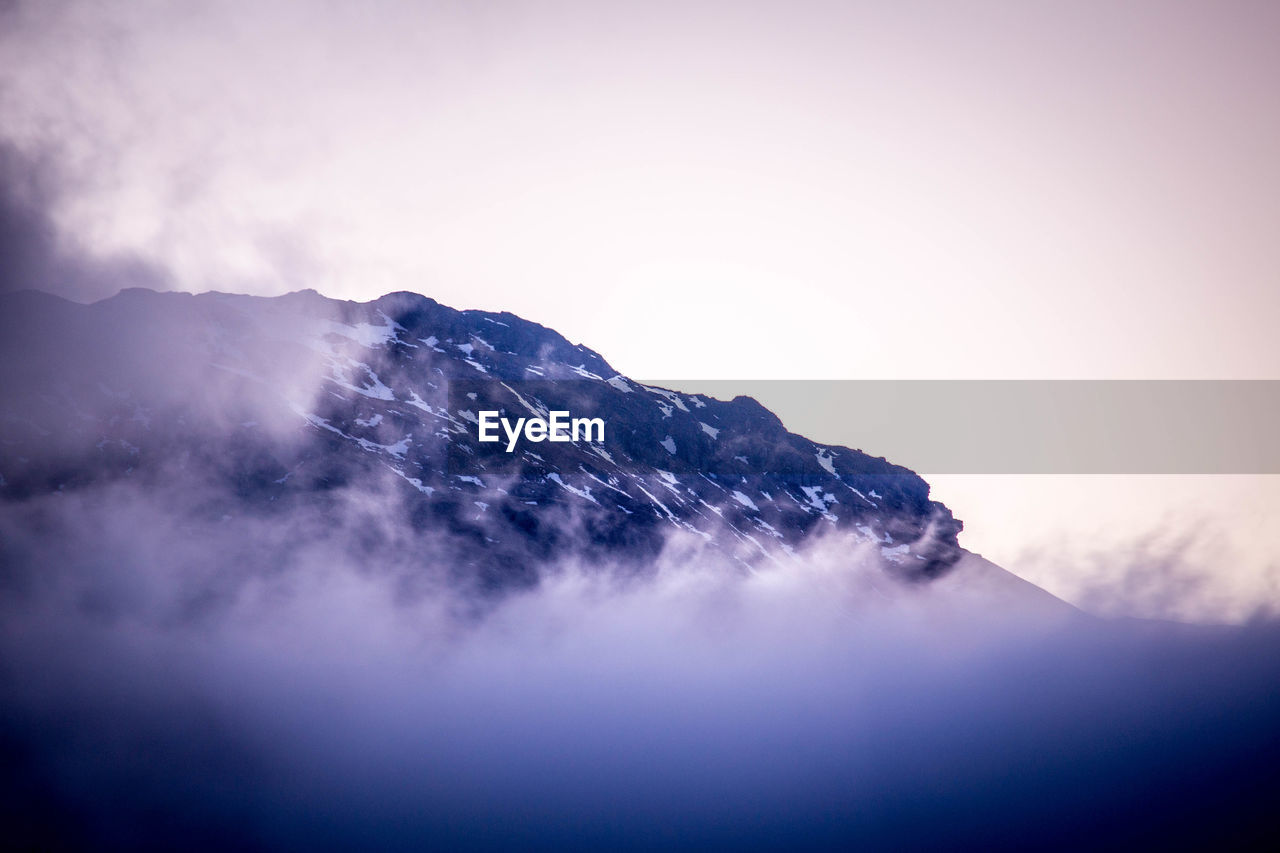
[1,0,1277,619]
[3,0,1278,379]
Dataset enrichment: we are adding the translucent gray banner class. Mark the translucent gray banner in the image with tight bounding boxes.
[646,380,1280,474]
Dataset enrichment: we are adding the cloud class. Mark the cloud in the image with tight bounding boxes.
[0,330,1275,848]
[2,447,1279,849]
[1027,527,1280,624]
[0,143,168,299]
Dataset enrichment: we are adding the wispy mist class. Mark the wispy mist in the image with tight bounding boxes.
[3,456,1279,849]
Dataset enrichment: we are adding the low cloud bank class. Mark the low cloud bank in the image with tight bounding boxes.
[2,477,1279,851]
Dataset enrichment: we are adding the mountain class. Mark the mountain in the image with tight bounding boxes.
[0,287,1062,610]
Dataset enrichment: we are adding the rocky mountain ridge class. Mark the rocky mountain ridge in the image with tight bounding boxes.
[1,287,963,593]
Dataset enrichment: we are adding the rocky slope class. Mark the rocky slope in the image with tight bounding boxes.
[1,287,966,595]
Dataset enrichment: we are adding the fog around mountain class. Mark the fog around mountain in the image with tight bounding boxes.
[1,288,1278,849]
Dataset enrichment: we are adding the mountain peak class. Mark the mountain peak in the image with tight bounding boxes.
[1,286,969,591]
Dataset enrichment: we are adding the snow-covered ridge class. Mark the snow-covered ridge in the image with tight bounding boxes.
[0,287,963,584]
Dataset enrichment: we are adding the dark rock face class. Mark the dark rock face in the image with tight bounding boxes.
[0,288,962,593]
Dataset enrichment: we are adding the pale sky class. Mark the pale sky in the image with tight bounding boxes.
[2,0,1277,619]
[4,0,1279,379]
